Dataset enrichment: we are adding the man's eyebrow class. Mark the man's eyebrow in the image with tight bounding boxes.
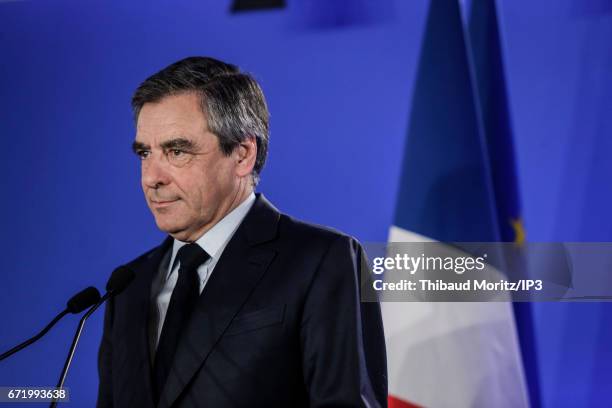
[131,138,197,153]
[159,138,197,150]
[132,141,148,153]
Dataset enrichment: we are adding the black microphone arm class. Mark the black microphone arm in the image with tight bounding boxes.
[0,287,101,362]
[50,266,135,408]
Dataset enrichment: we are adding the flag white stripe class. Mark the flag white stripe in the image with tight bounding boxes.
[384,225,529,408]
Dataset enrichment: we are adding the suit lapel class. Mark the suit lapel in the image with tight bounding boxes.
[158,194,280,408]
[124,236,173,408]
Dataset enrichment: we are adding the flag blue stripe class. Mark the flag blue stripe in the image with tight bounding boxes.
[394,0,499,243]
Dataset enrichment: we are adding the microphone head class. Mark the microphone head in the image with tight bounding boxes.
[66,286,101,314]
[105,266,135,296]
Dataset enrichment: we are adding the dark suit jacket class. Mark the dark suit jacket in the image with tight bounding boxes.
[97,194,387,407]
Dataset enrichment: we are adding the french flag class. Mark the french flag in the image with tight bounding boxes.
[383,0,533,407]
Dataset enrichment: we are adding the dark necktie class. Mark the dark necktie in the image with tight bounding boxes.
[153,243,210,402]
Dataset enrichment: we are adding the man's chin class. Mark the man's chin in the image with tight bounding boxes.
[155,218,183,234]
[153,219,194,242]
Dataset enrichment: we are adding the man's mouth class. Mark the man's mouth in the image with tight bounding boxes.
[150,198,180,208]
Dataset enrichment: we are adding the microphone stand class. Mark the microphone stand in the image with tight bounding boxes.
[49,295,109,408]
[0,310,69,362]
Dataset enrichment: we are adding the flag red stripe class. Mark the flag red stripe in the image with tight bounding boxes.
[388,394,423,408]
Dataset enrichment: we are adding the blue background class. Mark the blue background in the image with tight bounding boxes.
[0,0,611,406]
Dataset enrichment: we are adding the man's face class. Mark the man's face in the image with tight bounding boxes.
[134,92,241,242]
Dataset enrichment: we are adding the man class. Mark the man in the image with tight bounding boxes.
[97,56,387,408]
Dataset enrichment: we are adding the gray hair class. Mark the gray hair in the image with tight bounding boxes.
[131,56,270,185]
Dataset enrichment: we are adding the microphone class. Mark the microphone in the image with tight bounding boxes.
[0,287,101,362]
[103,265,136,302]
[67,287,102,313]
[51,266,135,407]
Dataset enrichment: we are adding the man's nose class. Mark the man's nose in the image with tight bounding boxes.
[142,154,171,188]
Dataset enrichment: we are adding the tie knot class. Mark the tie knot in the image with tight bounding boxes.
[176,243,210,272]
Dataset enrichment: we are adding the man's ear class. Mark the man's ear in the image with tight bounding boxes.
[235,136,257,177]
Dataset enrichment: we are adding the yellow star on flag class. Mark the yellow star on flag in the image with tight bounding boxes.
[510,218,526,245]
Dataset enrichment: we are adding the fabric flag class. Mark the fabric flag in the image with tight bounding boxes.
[384,0,529,407]
[467,0,541,406]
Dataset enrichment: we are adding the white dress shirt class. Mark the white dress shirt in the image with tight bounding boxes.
[149,193,256,357]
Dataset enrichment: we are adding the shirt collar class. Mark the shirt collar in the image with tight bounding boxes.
[166,192,256,280]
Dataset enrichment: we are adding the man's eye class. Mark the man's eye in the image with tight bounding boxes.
[136,150,150,160]
[170,149,184,157]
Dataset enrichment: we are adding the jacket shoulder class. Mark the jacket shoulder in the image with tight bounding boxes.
[277,212,361,249]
